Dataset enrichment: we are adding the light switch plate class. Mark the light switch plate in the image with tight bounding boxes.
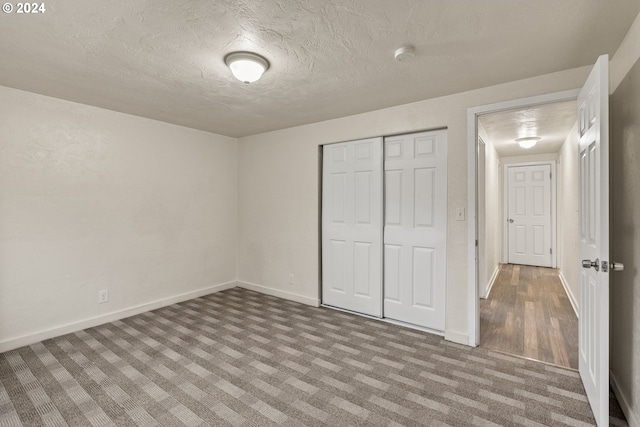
[455,208,465,221]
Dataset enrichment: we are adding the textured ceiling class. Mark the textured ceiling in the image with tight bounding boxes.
[1,0,638,137]
[479,100,577,157]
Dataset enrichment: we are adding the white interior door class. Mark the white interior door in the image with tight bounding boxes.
[322,138,383,316]
[578,55,609,427]
[506,164,552,267]
[383,130,447,330]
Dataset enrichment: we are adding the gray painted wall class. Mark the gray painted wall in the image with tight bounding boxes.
[611,54,640,426]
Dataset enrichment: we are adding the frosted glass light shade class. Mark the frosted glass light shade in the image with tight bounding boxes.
[225,52,269,84]
[516,137,540,149]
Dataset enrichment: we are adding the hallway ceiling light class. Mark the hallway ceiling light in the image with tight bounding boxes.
[224,52,269,84]
[516,137,540,149]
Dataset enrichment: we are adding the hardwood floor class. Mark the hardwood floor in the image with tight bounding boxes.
[480,264,578,369]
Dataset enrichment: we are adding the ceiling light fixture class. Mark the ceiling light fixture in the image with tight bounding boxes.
[224,52,269,84]
[516,136,540,149]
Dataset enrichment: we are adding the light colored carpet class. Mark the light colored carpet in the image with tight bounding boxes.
[0,288,627,426]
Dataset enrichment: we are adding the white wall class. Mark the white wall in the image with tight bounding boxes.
[481,129,501,297]
[610,10,640,426]
[477,123,501,297]
[556,123,580,315]
[499,153,559,165]
[0,86,238,351]
[237,65,591,344]
[477,133,487,296]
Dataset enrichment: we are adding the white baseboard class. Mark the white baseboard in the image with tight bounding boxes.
[0,281,236,353]
[559,271,579,318]
[611,370,640,427]
[236,281,320,307]
[444,330,469,346]
[484,265,500,299]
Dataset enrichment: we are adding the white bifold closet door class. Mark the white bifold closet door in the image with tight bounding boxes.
[321,130,447,331]
[322,138,383,317]
[383,130,447,330]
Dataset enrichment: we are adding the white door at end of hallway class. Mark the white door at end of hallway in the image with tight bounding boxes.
[506,164,552,267]
[322,138,383,317]
[383,129,447,331]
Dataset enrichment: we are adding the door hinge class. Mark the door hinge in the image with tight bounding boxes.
[476,239,478,247]
[550,248,552,255]
[550,172,552,179]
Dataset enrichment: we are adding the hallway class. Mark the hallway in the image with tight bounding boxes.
[480,264,578,369]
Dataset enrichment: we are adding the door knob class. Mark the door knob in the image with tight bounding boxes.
[582,258,600,271]
[508,218,514,223]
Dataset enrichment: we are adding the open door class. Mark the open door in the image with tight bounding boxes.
[578,54,609,426]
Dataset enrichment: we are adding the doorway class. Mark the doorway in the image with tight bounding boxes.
[470,57,613,425]
[470,95,581,370]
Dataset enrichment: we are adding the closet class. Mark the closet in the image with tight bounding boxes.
[322,129,447,331]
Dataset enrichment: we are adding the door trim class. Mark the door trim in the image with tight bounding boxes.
[502,161,557,268]
[466,89,579,347]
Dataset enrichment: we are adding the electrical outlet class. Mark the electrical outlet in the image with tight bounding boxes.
[288,274,294,284]
[98,289,109,304]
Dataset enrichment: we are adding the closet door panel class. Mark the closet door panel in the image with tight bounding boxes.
[322,138,383,316]
[383,130,447,330]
